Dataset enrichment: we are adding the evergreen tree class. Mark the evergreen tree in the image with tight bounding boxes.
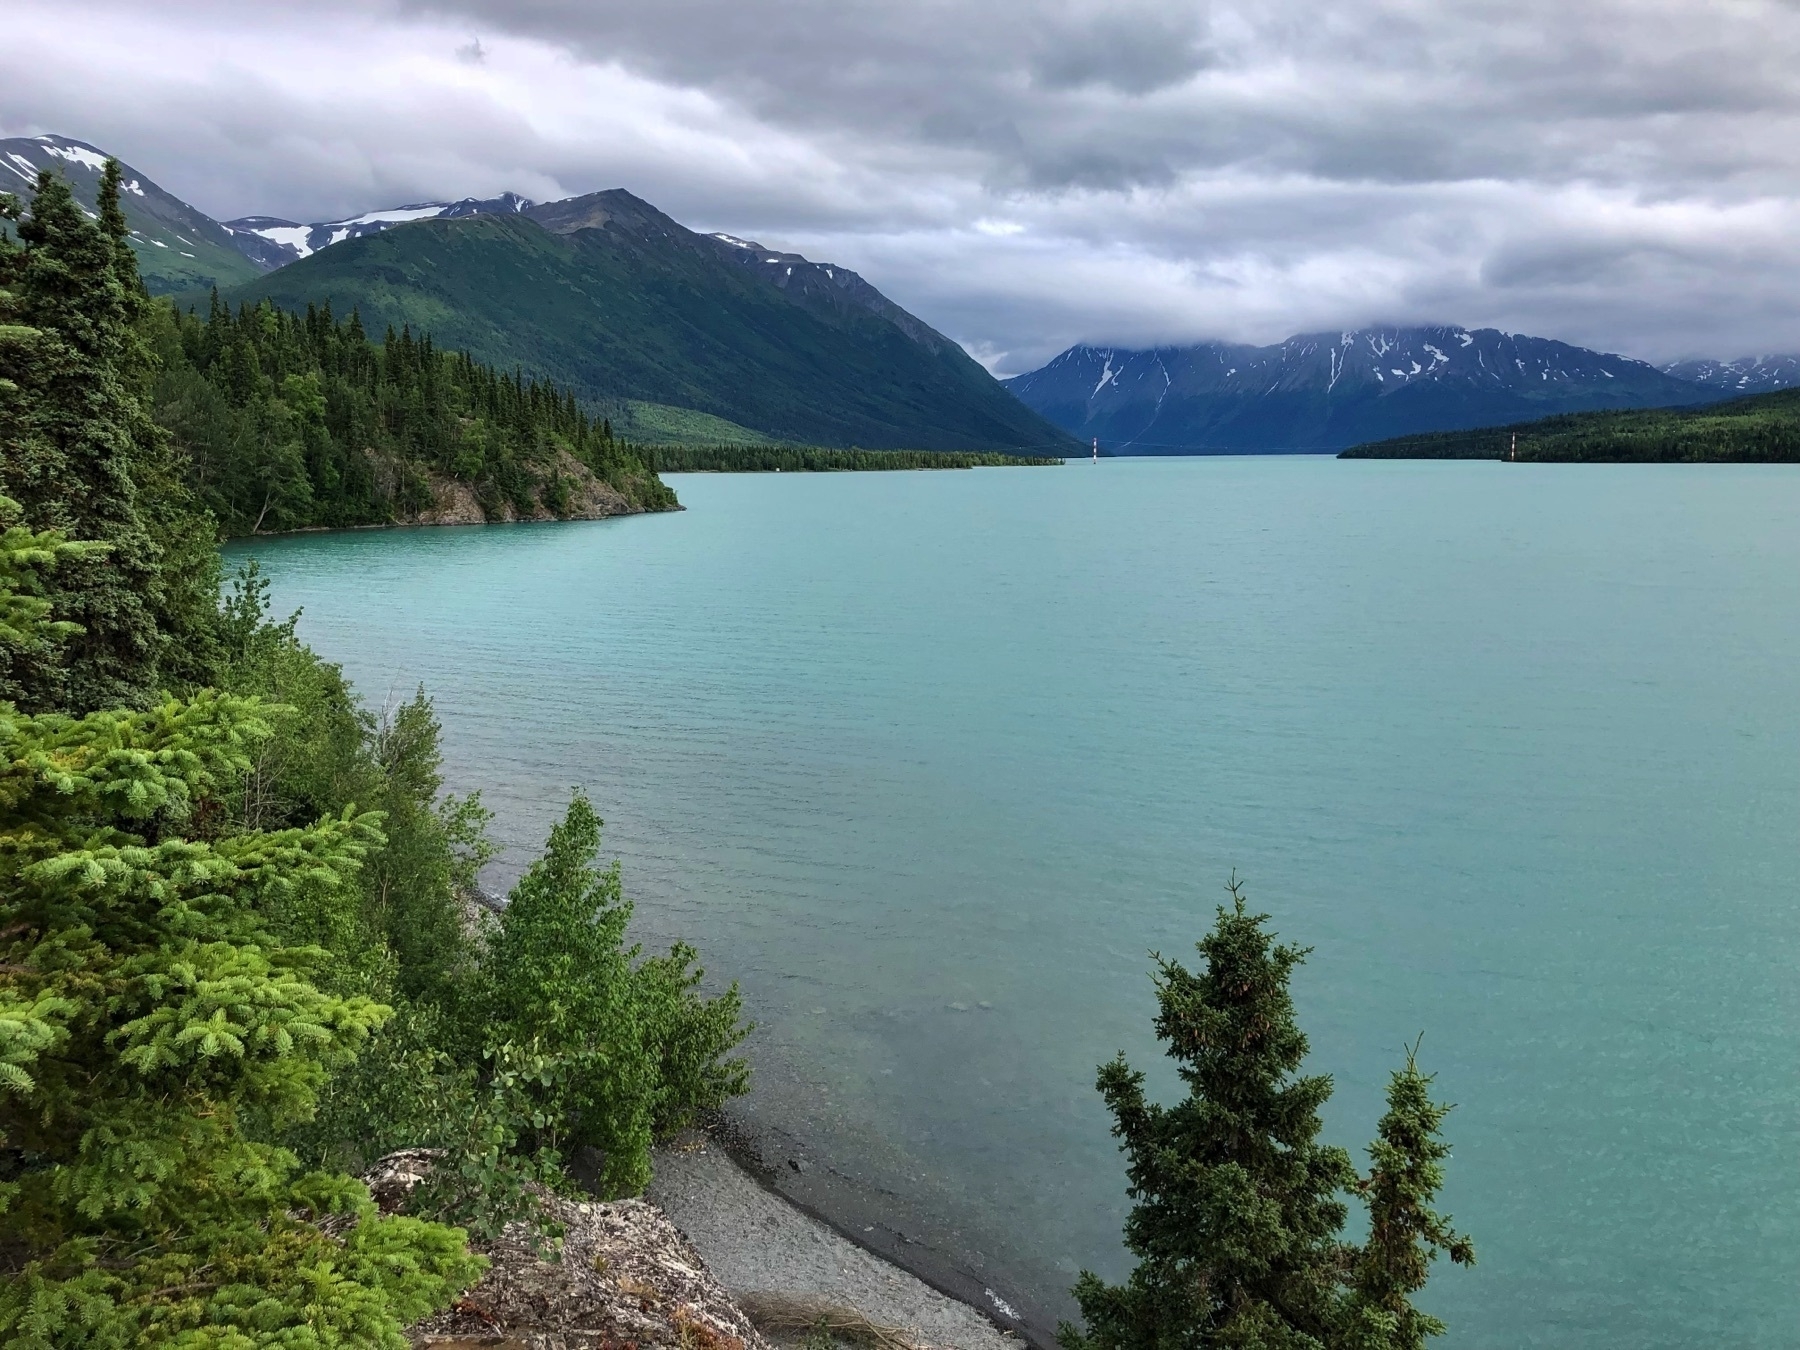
[1,167,165,712]
[0,515,482,1347]
[1340,1043,1474,1350]
[147,296,675,537]
[1062,879,1357,1350]
[465,793,748,1197]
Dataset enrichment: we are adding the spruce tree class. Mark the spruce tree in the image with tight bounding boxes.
[1062,878,1357,1350]
[0,509,482,1346]
[2,166,163,711]
[1340,1044,1474,1350]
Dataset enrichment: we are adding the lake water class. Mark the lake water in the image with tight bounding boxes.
[232,458,1800,1348]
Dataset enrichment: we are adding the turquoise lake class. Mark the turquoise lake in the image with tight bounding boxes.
[232,457,1800,1347]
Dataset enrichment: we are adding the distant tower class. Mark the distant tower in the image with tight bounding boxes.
[1092,437,1099,463]
[1510,432,1517,462]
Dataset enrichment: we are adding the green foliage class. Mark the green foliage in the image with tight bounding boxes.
[1063,881,1471,1350]
[3,153,748,1344]
[461,793,750,1198]
[0,168,165,711]
[1341,1043,1474,1350]
[615,398,775,446]
[644,444,1065,472]
[0,530,481,1348]
[152,297,677,536]
[0,165,226,714]
[0,496,99,705]
[363,692,492,1008]
[1063,878,1357,1350]
[210,209,1076,452]
[1340,387,1800,461]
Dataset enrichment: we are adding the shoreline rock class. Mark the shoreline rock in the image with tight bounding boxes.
[366,1136,1020,1350]
[366,1151,769,1350]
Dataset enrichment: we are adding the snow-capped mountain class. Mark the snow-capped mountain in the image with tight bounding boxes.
[0,133,261,292]
[222,193,533,267]
[1660,355,1800,396]
[1006,328,1717,453]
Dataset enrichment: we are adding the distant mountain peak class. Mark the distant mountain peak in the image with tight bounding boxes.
[0,132,262,293]
[1661,354,1800,396]
[1007,326,1720,453]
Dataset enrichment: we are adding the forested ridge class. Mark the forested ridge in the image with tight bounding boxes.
[2,159,1472,1349]
[1340,387,1800,461]
[154,294,676,535]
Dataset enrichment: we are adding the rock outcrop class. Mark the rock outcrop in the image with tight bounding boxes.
[410,450,647,528]
[364,1152,769,1350]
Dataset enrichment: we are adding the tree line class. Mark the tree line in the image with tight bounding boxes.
[1340,387,1800,461]
[153,292,677,534]
[644,444,1065,472]
[2,160,1472,1349]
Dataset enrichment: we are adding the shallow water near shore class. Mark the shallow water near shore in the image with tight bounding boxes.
[232,457,1800,1348]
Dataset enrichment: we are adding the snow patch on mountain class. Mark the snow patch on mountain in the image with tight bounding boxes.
[38,139,109,172]
[1661,355,1800,395]
[222,194,538,267]
[1005,325,1719,453]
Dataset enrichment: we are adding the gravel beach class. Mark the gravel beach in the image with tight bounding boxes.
[648,1132,1021,1350]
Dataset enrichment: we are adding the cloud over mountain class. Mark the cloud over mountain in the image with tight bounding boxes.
[6,0,1800,374]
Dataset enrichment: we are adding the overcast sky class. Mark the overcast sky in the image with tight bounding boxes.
[7,0,1800,374]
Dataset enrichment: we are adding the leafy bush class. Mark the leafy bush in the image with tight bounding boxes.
[461,794,750,1197]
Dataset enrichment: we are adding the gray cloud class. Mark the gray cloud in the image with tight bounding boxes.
[5,0,1800,372]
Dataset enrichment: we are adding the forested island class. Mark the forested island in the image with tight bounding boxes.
[1340,387,1800,461]
[3,160,1472,1350]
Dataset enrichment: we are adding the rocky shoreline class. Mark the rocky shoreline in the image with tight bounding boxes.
[380,1134,1023,1350]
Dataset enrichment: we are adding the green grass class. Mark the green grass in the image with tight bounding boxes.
[617,401,775,446]
[642,444,1063,471]
[1341,388,1800,461]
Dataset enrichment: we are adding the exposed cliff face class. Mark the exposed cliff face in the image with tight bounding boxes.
[409,450,658,528]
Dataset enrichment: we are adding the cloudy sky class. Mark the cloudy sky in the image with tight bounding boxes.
[6,0,1800,373]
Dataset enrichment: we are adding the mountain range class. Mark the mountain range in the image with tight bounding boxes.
[9,131,1798,455]
[1659,355,1800,396]
[3,133,1070,452]
[1004,330,1800,454]
[209,190,1070,451]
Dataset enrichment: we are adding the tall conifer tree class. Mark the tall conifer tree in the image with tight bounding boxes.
[0,506,482,1346]
[2,167,163,711]
[1340,1045,1474,1350]
[1062,879,1357,1350]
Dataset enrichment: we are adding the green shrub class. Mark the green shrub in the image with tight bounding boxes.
[0,512,482,1348]
[463,793,750,1196]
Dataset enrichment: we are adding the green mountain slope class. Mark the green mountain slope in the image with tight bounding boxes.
[211,194,1076,451]
[1340,387,1800,461]
[616,400,775,445]
[1,134,263,294]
